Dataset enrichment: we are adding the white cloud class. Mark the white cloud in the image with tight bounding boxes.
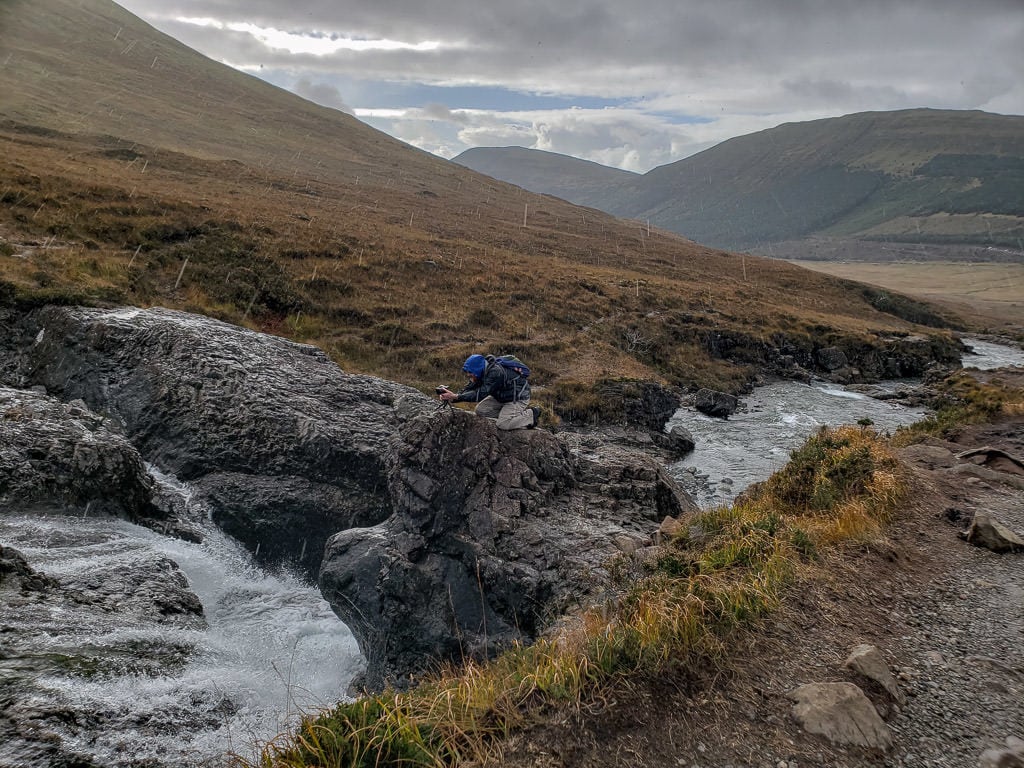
[116,0,1024,171]
[174,16,445,55]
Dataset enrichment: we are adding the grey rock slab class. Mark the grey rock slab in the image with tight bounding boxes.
[789,681,894,751]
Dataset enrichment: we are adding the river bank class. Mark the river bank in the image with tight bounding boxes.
[487,371,1024,768]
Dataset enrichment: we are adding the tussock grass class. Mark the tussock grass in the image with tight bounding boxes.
[892,370,1023,445]
[237,425,906,768]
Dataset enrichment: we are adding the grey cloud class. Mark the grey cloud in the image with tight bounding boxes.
[115,0,1024,170]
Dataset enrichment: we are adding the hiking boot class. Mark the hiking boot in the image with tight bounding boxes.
[527,406,540,429]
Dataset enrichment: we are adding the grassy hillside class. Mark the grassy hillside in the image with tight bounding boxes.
[0,0,969,419]
[457,110,1024,251]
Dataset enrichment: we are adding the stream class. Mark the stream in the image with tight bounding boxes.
[666,337,1024,508]
[2,337,1021,767]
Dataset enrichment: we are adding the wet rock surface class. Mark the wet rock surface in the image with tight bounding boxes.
[322,404,698,689]
[2,305,700,688]
[0,386,167,524]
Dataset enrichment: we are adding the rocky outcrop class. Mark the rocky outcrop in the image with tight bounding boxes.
[321,403,697,689]
[700,328,962,384]
[0,386,165,523]
[10,305,418,579]
[0,543,57,593]
[694,388,739,418]
[3,304,700,687]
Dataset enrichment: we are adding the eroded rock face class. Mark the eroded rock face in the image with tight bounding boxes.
[13,305,419,579]
[0,386,162,522]
[321,405,697,689]
[5,305,700,687]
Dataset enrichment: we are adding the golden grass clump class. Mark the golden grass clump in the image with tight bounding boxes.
[892,371,1024,446]
[239,425,909,768]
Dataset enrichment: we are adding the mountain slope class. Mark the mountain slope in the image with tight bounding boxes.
[456,110,1024,250]
[453,146,638,212]
[0,0,970,409]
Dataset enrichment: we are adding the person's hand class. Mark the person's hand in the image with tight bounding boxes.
[439,389,458,402]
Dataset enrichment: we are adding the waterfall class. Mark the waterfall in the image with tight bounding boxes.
[0,471,364,768]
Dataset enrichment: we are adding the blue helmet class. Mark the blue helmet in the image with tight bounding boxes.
[462,354,487,377]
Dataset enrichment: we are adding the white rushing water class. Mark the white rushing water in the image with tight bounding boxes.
[666,380,929,507]
[667,337,1024,508]
[961,337,1024,370]
[0,474,364,768]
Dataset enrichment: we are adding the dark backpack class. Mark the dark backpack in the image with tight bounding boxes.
[493,354,530,379]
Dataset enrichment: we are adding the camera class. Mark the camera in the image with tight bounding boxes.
[435,385,449,395]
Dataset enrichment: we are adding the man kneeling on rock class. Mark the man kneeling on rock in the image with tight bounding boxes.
[438,354,540,430]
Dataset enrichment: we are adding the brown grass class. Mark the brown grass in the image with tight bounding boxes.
[0,124,967,411]
[790,259,1024,337]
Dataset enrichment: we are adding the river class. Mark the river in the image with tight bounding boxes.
[666,337,1024,507]
[1,337,1021,767]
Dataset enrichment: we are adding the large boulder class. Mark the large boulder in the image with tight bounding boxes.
[0,386,163,522]
[694,388,739,418]
[321,404,697,689]
[13,305,418,579]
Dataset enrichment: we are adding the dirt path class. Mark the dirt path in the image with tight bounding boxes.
[490,404,1024,767]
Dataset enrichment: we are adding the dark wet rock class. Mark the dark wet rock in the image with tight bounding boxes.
[196,471,390,581]
[653,424,696,456]
[321,406,698,689]
[5,305,700,687]
[598,379,682,431]
[694,388,739,418]
[0,543,57,593]
[17,306,416,485]
[12,305,418,574]
[0,386,163,522]
[554,379,682,431]
[817,346,849,372]
[696,327,961,385]
[61,552,206,625]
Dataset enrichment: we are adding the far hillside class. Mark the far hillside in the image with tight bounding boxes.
[454,110,1024,251]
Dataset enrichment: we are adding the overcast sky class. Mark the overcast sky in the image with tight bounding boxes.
[116,0,1024,173]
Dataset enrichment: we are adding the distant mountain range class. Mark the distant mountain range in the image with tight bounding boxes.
[454,110,1024,251]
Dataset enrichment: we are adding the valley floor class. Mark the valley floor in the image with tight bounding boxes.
[486,373,1024,768]
[788,259,1024,337]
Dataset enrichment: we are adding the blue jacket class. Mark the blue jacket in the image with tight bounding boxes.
[454,360,530,404]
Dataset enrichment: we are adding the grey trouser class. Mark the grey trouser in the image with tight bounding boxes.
[474,396,533,430]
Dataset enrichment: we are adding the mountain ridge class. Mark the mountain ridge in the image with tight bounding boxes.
[453,109,1024,251]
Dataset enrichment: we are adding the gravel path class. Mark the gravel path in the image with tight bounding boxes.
[884,433,1024,767]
